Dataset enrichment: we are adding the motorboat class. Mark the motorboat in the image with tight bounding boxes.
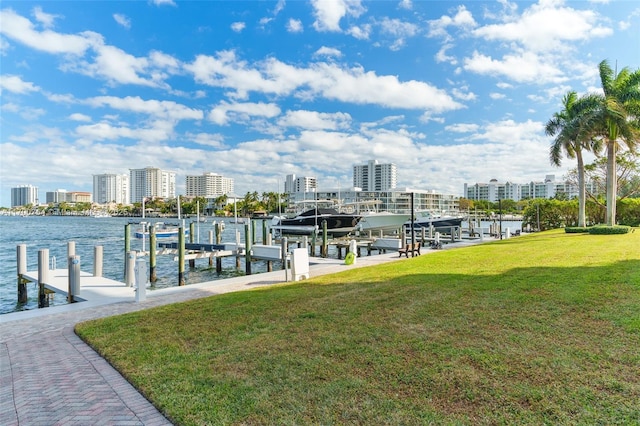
[407,211,463,233]
[271,207,361,237]
[356,211,411,233]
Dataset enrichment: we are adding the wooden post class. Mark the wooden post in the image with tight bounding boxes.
[17,244,28,303]
[189,222,196,268]
[262,219,267,244]
[149,225,157,282]
[94,246,103,277]
[266,231,273,272]
[244,223,252,275]
[235,230,241,268]
[322,220,328,258]
[38,249,49,308]
[178,227,185,286]
[124,223,130,279]
[208,229,214,267]
[281,237,288,270]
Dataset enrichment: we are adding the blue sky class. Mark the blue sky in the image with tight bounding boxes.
[1,0,639,207]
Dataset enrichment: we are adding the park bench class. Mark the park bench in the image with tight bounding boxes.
[398,242,421,258]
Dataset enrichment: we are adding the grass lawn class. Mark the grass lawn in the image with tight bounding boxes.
[76,229,640,425]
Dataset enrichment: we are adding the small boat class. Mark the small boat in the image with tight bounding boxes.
[134,221,190,238]
[356,211,411,233]
[407,211,463,233]
[271,207,361,237]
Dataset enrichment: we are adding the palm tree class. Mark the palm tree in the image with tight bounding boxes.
[585,60,640,225]
[546,91,600,227]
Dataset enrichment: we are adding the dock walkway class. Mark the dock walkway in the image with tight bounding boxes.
[1,239,486,425]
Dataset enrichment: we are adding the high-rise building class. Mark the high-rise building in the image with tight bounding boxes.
[11,184,38,207]
[353,160,397,191]
[129,167,176,203]
[93,174,130,204]
[185,173,234,197]
[464,175,600,202]
[284,174,317,194]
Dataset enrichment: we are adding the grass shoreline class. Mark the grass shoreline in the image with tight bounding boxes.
[77,229,640,425]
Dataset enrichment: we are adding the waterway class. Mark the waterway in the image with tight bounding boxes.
[0,216,272,315]
[0,216,524,315]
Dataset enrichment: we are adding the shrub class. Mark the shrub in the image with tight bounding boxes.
[565,227,589,233]
[588,225,631,235]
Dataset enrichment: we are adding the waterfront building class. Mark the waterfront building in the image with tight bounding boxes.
[353,160,397,192]
[93,174,130,204]
[46,190,92,203]
[185,173,234,198]
[129,167,176,203]
[284,174,317,194]
[11,184,38,207]
[464,175,599,202]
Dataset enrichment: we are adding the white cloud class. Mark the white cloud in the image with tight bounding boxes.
[0,75,39,94]
[187,50,463,113]
[277,110,352,130]
[113,14,131,29]
[0,9,96,55]
[452,87,476,101]
[428,5,477,40]
[472,2,612,52]
[85,96,204,121]
[32,6,60,29]
[286,19,303,33]
[489,92,506,100]
[445,123,479,133]
[346,24,371,40]
[209,101,281,125]
[464,51,566,84]
[69,113,92,122]
[311,0,366,32]
[398,0,412,10]
[150,0,176,6]
[313,46,342,58]
[188,132,225,148]
[231,22,245,33]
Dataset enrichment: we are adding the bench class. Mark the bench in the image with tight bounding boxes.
[398,242,421,258]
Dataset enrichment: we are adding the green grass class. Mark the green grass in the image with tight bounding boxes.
[76,229,640,425]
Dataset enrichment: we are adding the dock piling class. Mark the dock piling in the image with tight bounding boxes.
[38,249,49,308]
[149,225,157,282]
[94,246,103,277]
[124,223,130,278]
[125,251,136,287]
[135,257,147,302]
[178,227,185,286]
[17,244,28,303]
[245,223,252,275]
[68,255,80,303]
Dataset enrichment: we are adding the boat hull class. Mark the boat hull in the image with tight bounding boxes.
[356,212,410,233]
[272,208,361,237]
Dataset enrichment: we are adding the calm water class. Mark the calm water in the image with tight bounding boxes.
[0,216,275,314]
[0,216,523,315]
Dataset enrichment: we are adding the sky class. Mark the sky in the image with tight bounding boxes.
[1,0,639,207]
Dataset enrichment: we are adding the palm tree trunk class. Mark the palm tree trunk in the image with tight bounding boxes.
[605,140,617,226]
[576,150,586,227]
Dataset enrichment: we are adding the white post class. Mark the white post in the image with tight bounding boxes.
[94,245,103,277]
[68,255,81,302]
[125,251,136,287]
[135,257,147,302]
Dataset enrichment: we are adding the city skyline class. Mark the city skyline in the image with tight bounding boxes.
[1,1,638,207]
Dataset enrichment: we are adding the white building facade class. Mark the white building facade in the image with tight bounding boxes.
[353,160,397,192]
[284,174,317,194]
[93,174,130,204]
[185,173,234,198]
[11,185,38,207]
[464,175,599,202]
[129,167,176,203]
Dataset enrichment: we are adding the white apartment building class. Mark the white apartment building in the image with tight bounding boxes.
[464,175,599,202]
[129,167,176,203]
[93,174,130,204]
[353,160,397,192]
[185,172,234,198]
[284,174,317,194]
[11,185,38,207]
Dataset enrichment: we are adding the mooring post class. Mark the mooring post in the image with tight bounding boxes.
[38,249,49,308]
[94,246,103,277]
[311,231,317,257]
[208,229,214,267]
[189,222,196,268]
[302,236,308,255]
[322,220,328,258]
[149,224,157,282]
[266,232,273,272]
[262,220,267,245]
[68,255,80,303]
[135,257,147,302]
[244,223,252,275]
[17,244,28,303]
[281,237,288,270]
[178,227,185,286]
[67,241,75,269]
[125,251,136,287]
[124,223,130,279]
[235,230,241,268]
